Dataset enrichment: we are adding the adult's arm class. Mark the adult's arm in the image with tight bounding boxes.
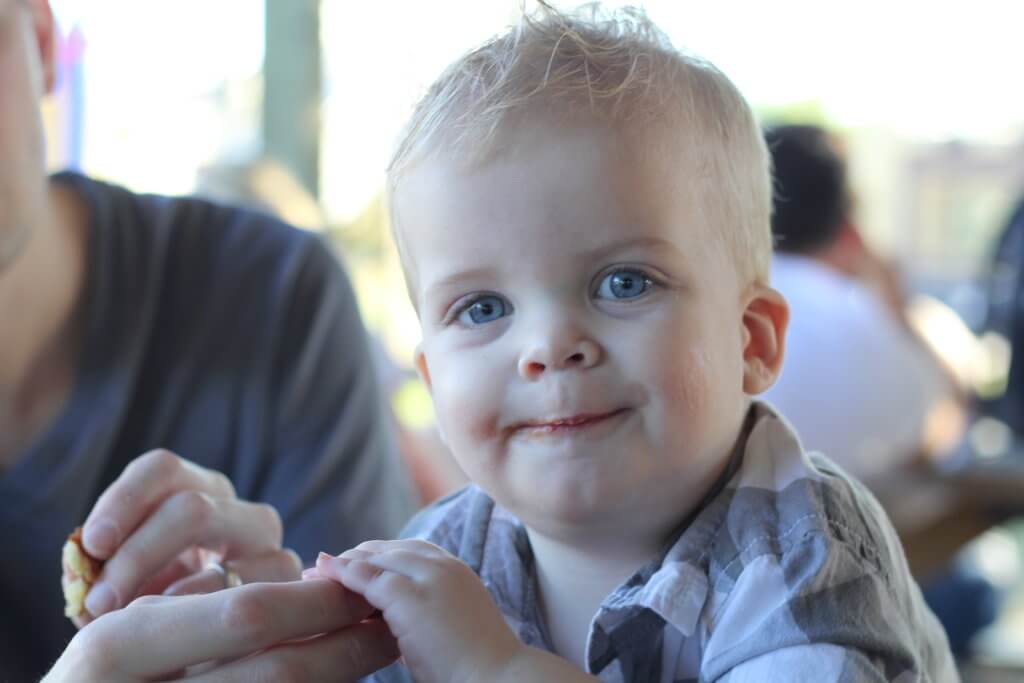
[257,237,415,559]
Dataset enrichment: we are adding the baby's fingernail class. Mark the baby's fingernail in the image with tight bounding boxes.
[83,520,119,557]
[301,567,320,580]
[85,582,118,616]
[317,552,332,562]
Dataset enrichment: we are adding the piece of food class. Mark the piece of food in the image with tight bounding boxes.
[62,527,103,618]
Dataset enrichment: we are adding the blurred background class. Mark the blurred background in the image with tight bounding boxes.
[43,0,1024,676]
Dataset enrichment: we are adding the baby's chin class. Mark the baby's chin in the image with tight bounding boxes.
[504,481,639,530]
[502,469,700,543]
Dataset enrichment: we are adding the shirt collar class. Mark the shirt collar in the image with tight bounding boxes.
[473,401,793,641]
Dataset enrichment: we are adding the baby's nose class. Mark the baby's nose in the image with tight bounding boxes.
[517,338,602,380]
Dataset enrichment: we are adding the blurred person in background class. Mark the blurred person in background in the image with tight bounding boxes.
[0,1,413,679]
[761,123,998,656]
[196,158,467,505]
[985,194,1024,429]
[761,123,959,480]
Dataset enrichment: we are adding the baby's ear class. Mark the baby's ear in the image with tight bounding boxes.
[413,345,449,445]
[740,285,789,394]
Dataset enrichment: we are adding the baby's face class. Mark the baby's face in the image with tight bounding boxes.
[396,121,774,541]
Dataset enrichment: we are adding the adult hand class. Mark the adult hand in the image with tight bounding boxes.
[45,579,399,682]
[73,449,302,624]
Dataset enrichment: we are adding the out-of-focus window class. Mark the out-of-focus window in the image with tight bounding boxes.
[46,0,264,194]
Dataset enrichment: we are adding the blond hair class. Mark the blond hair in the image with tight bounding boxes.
[388,2,772,285]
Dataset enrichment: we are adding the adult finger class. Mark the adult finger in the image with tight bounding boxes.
[164,549,302,596]
[135,548,205,597]
[78,580,377,678]
[86,493,281,616]
[82,449,236,559]
[181,618,399,683]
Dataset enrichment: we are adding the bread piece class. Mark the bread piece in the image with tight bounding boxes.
[62,527,103,618]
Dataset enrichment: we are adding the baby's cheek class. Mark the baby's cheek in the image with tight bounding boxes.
[432,364,504,460]
[655,335,748,457]
[656,346,713,419]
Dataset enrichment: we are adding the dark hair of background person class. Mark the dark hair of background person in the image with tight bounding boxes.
[766,124,849,255]
[984,193,1024,430]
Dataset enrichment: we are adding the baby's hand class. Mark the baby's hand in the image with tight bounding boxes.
[312,540,524,683]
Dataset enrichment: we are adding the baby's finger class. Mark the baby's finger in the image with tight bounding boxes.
[352,549,451,584]
[355,539,449,558]
[329,556,385,593]
[315,552,354,583]
[321,549,386,579]
[337,561,418,613]
[337,548,374,562]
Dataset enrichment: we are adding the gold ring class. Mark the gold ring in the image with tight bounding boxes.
[207,560,243,589]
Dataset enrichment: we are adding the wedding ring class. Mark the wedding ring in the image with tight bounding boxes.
[208,560,243,589]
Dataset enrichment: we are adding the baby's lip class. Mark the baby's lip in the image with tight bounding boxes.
[509,408,630,433]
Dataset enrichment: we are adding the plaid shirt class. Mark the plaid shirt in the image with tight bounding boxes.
[369,402,957,682]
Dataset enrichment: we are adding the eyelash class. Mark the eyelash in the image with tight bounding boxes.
[592,266,660,300]
[441,265,664,325]
[444,292,510,326]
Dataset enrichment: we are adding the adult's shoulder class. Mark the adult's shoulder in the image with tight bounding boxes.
[52,171,363,403]
[54,170,341,291]
[154,187,338,288]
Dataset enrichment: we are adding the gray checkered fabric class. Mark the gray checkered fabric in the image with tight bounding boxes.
[368,402,958,682]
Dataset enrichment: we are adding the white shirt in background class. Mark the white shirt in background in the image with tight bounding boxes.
[763,253,949,479]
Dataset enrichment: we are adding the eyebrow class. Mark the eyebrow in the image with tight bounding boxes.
[422,266,500,300]
[579,235,685,262]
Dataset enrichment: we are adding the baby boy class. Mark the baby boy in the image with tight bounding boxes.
[310,4,957,681]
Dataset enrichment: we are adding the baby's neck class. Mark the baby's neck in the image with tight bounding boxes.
[526,527,663,669]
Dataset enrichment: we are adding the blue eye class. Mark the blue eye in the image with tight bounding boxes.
[597,269,651,300]
[457,295,509,325]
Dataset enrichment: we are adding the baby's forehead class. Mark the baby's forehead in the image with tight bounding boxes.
[396,123,717,239]
[396,161,735,290]
[398,116,705,198]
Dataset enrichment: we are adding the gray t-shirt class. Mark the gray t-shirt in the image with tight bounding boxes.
[0,172,415,681]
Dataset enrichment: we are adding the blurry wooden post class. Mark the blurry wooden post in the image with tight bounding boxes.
[263,0,321,199]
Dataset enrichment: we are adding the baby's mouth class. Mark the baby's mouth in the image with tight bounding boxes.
[510,408,630,436]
